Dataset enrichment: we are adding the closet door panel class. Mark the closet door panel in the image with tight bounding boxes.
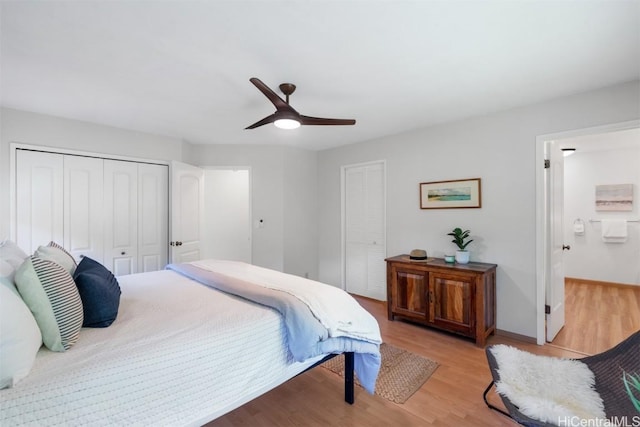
[104,160,138,275]
[364,163,387,301]
[343,162,386,301]
[64,155,104,263]
[15,150,64,253]
[170,161,204,263]
[138,163,169,272]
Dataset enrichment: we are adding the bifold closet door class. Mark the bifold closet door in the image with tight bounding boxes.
[138,163,169,272]
[63,155,104,263]
[15,150,63,253]
[104,160,138,276]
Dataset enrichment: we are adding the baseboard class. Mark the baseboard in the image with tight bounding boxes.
[565,277,640,289]
[351,294,386,304]
[495,329,537,344]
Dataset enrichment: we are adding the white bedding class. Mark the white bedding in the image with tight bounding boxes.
[0,269,324,426]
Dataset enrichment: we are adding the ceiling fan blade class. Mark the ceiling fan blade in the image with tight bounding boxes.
[249,78,289,110]
[299,115,356,126]
[245,113,276,129]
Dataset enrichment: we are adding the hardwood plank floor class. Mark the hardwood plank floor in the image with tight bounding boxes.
[207,297,585,427]
[551,278,640,355]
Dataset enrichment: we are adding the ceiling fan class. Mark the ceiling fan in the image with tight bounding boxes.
[245,77,356,130]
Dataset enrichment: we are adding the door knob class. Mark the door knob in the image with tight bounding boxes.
[121,251,126,255]
[562,245,571,251]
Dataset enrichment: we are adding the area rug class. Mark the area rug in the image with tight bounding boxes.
[321,343,438,404]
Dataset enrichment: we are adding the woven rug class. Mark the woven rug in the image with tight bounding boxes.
[321,343,438,404]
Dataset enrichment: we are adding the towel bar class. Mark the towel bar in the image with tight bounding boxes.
[589,219,639,223]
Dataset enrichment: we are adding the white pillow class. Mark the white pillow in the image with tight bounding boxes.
[0,283,43,389]
[0,259,19,293]
[0,240,28,293]
[0,239,28,270]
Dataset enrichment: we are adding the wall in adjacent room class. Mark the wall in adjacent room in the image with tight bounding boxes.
[564,143,640,285]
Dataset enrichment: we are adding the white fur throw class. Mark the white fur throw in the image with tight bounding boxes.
[490,345,605,425]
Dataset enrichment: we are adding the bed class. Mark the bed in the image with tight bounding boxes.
[0,244,382,426]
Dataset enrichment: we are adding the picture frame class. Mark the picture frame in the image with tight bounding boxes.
[595,183,633,211]
[420,178,482,209]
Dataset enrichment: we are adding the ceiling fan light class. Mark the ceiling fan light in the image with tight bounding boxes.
[274,118,300,130]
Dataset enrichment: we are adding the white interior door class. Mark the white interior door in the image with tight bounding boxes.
[202,168,251,262]
[15,150,64,253]
[138,163,169,272]
[64,155,104,263]
[344,161,386,300]
[171,161,204,263]
[546,141,566,341]
[104,160,138,275]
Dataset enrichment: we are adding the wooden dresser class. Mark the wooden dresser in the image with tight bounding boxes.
[385,255,497,347]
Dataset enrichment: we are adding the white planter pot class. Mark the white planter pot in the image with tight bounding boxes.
[455,250,470,264]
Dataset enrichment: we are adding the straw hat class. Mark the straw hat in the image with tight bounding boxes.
[409,249,427,260]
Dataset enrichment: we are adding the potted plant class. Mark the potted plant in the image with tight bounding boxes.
[447,227,473,264]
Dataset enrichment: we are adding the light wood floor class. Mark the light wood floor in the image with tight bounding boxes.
[550,278,640,355]
[207,297,585,427]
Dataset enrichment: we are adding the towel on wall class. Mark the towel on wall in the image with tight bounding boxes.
[601,219,627,243]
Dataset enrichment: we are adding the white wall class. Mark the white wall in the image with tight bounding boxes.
[3,81,639,340]
[564,146,640,285]
[201,168,251,263]
[317,80,640,340]
[0,108,319,279]
[283,147,318,280]
[187,144,319,278]
[0,107,186,240]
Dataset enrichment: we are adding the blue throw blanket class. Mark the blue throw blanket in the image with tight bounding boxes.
[167,262,381,393]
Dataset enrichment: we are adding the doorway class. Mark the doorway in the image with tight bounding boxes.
[202,167,252,263]
[341,160,387,300]
[535,120,640,348]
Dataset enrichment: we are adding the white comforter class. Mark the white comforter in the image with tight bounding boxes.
[177,259,382,393]
[0,270,323,426]
[191,259,382,344]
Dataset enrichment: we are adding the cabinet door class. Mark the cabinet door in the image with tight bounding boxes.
[104,160,138,275]
[64,155,104,263]
[391,266,428,320]
[429,272,475,335]
[15,150,64,253]
[429,272,475,336]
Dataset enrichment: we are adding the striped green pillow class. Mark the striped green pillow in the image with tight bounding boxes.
[15,256,83,351]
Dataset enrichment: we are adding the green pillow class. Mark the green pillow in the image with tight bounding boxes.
[15,256,83,351]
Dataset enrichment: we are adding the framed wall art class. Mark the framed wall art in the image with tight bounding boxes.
[420,178,481,209]
[595,183,633,211]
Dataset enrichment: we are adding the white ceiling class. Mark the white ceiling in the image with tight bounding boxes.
[1,1,638,151]
[559,127,640,153]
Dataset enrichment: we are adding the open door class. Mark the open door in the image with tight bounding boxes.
[170,161,204,263]
[546,141,566,342]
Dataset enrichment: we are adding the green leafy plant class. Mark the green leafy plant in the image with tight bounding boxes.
[447,227,473,251]
[622,371,640,413]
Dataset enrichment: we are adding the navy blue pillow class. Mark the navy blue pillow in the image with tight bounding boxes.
[73,257,121,328]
